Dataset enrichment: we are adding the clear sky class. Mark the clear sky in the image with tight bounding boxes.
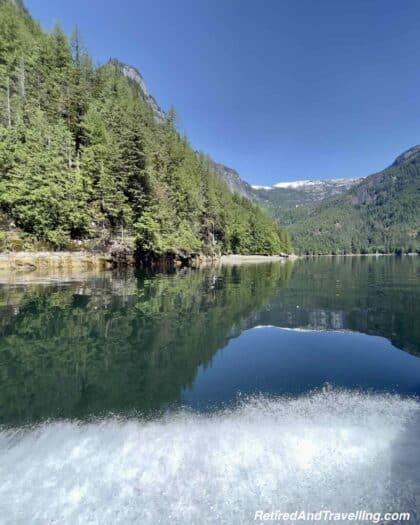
[25,0,420,185]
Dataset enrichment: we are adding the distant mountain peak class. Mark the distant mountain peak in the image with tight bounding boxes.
[390,145,420,168]
[252,178,362,192]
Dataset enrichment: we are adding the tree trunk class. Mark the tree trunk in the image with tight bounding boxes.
[6,77,11,127]
[19,56,26,98]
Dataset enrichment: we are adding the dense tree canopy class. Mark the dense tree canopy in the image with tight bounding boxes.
[288,159,420,255]
[0,0,291,255]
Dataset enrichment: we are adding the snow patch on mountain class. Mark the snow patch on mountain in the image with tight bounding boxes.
[252,178,362,191]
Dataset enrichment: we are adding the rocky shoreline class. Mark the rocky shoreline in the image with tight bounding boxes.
[0,251,115,273]
[0,250,295,274]
[0,250,219,273]
[2,250,410,275]
[219,254,293,265]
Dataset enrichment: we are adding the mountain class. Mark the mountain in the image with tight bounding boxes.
[390,144,420,168]
[0,0,292,257]
[107,61,256,202]
[252,178,362,226]
[211,162,255,200]
[113,61,256,201]
[288,146,420,254]
[253,178,361,196]
[108,59,166,123]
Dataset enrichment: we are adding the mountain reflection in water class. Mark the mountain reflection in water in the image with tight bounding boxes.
[0,256,418,425]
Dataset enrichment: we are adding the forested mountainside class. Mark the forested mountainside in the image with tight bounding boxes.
[288,146,420,255]
[252,178,361,226]
[0,0,291,256]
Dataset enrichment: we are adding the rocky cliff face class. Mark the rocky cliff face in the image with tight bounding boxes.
[109,59,165,123]
[253,178,362,203]
[251,178,363,226]
[110,59,257,200]
[211,162,255,200]
[350,145,420,206]
[390,145,420,168]
[2,0,26,11]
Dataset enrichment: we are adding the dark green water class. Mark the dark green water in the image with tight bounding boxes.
[1,257,420,525]
[0,256,419,425]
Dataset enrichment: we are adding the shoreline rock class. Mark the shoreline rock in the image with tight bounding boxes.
[219,254,293,265]
[0,252,113,273]
[0,250,295,274]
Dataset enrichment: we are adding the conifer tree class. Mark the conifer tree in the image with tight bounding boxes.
[0,0,293,255]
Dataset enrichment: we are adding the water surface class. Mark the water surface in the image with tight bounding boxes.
[0,257,419,524]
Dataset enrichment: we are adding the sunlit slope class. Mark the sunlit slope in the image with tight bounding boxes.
[288,147,420,254]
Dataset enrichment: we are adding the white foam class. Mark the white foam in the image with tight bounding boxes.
[0,391,418,524]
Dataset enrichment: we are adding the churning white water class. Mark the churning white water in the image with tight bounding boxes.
[0,391,419,525]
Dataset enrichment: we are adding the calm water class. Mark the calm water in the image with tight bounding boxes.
[0,257,419,524]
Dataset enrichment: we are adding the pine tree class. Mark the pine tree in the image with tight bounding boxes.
[0,0,293,255]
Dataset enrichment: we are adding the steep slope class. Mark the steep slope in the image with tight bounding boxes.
[0,0,291,257]
[253,178,362,225]
[108,59,165,123]
[211,162,255,200]
[106,61,256,201]
[390,145,420,167]
[288,146,420,254]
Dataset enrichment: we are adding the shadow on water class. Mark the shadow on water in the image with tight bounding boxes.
[0,256,418,425]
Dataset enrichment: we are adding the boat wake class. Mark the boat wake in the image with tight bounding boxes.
[0,390,419,524]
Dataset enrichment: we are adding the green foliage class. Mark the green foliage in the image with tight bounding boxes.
[0,0,291,255]
[288,159,420,255]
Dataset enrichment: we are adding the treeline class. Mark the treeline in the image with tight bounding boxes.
[288,159,420,255]
[0,0,291,255]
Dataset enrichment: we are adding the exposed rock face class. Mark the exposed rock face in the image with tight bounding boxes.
[109,242,135,267]
[211,162,255,200]
[390,145,420,168]
[349,146,420,206]
[253,178,362,202]
[252,178,363,225]
[3,0,27,12]
[109,59,165,123]
[0,252,113,272]
[108,60,258,201]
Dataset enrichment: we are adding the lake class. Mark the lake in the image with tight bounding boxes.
[0,256,419,524]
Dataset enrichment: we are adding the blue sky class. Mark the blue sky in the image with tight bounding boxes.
[25,0,420,185]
